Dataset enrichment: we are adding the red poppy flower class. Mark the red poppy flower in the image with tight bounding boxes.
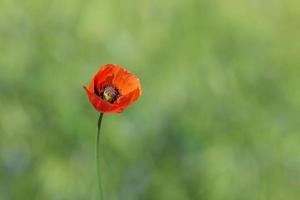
[83,64,142,113]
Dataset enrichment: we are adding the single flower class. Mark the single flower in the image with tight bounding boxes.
[83,64,142,113]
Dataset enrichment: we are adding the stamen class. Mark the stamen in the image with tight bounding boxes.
[102,86,119,103]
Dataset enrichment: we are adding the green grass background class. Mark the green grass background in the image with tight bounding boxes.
[0,0,299,199]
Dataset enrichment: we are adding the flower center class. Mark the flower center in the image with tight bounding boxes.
[102,86,119,103]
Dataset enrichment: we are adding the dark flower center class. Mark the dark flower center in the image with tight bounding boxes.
[96,85,120,103]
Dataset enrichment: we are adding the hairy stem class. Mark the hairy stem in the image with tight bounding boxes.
[96,113,104,200]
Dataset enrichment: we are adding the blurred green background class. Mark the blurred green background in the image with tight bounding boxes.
[0,0,299,199]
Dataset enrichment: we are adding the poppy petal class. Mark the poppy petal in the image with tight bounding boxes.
[110,66,141,94]
[93,65,115,90]
[116,87,141,108]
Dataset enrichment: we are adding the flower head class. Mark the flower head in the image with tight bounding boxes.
[83,64,142,113]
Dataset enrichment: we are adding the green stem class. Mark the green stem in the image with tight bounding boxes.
[96,113,104,200]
